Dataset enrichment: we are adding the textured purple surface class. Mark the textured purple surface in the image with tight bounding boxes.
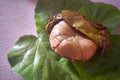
[0,0,37,80]
[0,0,120,80]
[91,0,120,10]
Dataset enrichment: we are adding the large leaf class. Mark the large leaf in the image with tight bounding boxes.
[78,2,120,33]
[35,0,91,34]
[8,34,120,80]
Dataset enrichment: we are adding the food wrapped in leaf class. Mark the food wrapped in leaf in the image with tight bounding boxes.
[46,10,110,61]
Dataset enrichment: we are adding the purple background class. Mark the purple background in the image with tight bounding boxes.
[0,0,120,80]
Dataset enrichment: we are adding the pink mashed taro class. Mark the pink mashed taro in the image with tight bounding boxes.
[49,21,97,61]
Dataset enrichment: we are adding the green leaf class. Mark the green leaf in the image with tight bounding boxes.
[35,0,91,34]
[78,2,120,33]
[8,34,120,80]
